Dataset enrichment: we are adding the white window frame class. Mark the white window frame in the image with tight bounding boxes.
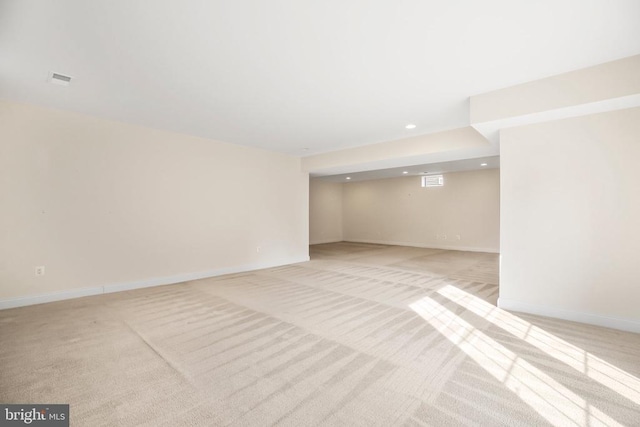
[421,174,444,187]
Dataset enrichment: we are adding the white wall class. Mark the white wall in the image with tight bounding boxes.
[0,101,309,307]
[309,179,343,244]
[342,169,500,252]
[500,107,640,332]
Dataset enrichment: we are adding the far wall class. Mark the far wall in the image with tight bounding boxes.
[310,168,500,252]
[309,180,343,244]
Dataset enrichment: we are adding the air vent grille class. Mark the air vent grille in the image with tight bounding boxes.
[49,72,72,86]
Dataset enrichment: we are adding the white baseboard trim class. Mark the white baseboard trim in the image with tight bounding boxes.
[0,256,310,311]
[0,287,105,311]
[498,297,640,334]
[309,239,343,245]
[344,239,499,254]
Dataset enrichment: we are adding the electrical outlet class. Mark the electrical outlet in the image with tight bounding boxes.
[456,234,461,240]
[35,266,45,276]
[256,246,261,253]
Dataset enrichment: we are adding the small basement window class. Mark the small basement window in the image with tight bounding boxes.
[421,174,444,187]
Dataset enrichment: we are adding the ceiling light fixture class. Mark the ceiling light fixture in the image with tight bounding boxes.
[402,171,408,174]
[346,177,351,180]
[481,163,488,166]
[405,124,416,129]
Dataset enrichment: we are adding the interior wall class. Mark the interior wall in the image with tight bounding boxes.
[309,179,343,244]
[500,107,640,332]
[0,101,309,306]
[342,169,500,252]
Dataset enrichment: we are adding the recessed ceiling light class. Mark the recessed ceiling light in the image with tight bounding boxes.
[402,171,408,174]
[346,177,351,180]
[405,124,417,129]
[481,163,488,166]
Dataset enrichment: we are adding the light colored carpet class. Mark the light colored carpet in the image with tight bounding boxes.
[1,242,639,426]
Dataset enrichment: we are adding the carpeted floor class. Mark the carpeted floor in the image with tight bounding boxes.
[1,242,639,426]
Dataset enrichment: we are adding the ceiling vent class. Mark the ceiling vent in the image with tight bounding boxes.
[48,72,72,86]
